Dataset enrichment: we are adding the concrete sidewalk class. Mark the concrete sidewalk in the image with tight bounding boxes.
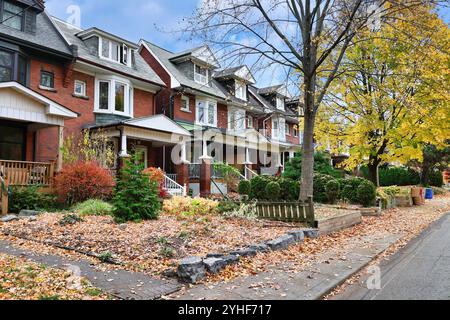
[0,240,181,300]
[332,213,450,300]
[171,234,401,300]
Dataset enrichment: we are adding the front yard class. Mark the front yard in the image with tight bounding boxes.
[0,210,299,277]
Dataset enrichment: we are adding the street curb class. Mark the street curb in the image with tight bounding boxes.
[318,212,450,300]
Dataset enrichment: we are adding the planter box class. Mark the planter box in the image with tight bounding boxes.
[317,211,362,235]
[360,207,382,217]
[395,195,413,207]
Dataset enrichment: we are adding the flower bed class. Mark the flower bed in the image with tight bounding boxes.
[0,212,298,277]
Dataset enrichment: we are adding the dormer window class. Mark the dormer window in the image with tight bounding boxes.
[276,96,285,111]
[99,37,131,66]
[1,1,24,31]
[194,64,209,86]
[235,81,247,100]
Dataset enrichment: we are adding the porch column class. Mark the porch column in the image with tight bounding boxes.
[199,140,212,198]
[119,133,130,169]
[244,147,253,180]
[276,153,284,176]
[57,126,64,172]
[176,142,190,195]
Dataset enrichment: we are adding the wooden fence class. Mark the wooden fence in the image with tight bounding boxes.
[238,197,315,225]
[0,160,55,187]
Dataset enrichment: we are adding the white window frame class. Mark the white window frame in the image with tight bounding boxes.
[276,96,285,111]
[196,98,217,127]
[98,36,131,66]
[272,117,286,141]
[74,80,86,96]
[94,76,133,117]
[180,95,191,112]
[228,107,246,131]
[294,125,298,137]
[247,116,253,129]
[194,64,209,86]
[235,80,247,100]
[286,123,291,136]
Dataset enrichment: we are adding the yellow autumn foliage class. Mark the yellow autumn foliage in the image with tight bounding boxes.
[315,5,450,170]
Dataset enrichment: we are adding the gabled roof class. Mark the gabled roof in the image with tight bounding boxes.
[123,114,192,137]
[258,84,288,97]
[52,18,164,87]
[214,65,256,84]
[76,28,139,49]
[141,40,227,99]
[0,81,78,119]
[0,10,72,57]
[169,45,220,69]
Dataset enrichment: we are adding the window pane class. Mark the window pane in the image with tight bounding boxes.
[4,2,22,14]
[18,56,27,85]
[115,82,125,112]
[208,102,215,125]
[111,42,119,61]
[197,101,205,123]
[99,81,109,110]
[40,72,54,88]
[3,12,22,30]
[0,51,13,67]
[75,81,85,95]
[101,38,110,58]
[0,66,12,82]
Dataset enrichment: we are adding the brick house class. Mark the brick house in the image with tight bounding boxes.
[0,0,301,200]
[140,40,301,196]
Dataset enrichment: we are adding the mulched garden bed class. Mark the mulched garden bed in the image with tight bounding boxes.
[0,213,299,277]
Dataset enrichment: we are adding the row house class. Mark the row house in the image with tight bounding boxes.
[140,41,301,196]
[0,0,301,198]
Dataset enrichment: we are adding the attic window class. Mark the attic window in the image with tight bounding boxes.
[194,64,209,86]
[276,96,285,111]
[1,1,24,31]
[235,81,247,100]
[99,37,130,66]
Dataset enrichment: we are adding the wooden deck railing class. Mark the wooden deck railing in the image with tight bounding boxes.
[0,176,8,215]
[0,160,55,187]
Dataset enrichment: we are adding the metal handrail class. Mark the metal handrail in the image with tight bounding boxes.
[163,174,186,196]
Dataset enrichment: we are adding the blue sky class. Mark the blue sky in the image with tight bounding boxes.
[45,0,450,88]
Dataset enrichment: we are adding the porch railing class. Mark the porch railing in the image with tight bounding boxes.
[163,174,186,197]
[244,165,259,180]
[0,160,55,187]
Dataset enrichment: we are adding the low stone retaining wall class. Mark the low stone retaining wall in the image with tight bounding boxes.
[177,228,319,283]
[317,211,362,236]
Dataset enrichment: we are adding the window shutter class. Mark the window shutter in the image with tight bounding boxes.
[24,9,37,34]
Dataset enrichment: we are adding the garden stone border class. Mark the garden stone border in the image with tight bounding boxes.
[176,228,319,283]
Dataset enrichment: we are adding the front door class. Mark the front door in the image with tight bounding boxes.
[0,123,26,161]
[134,145,148,168]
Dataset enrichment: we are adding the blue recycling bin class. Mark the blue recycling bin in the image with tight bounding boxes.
[425,188,433,200]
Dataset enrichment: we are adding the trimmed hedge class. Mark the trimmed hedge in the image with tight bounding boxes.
[238,180,251,196]
[357,180,377,207]
[325,180,340,204]
[361,166,420,186]
[265,182,281,200]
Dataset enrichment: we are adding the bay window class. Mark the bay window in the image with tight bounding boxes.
[272,117,286,141]
[196,99,217,127]
[95,77,133,117]
[0,48,27,85]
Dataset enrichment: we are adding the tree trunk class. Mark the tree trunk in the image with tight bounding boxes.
[421,164,430,186]
[300,110,316,201]
[367,160,380,187]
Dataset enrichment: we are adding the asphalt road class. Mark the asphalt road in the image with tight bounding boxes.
[333,213,450,300]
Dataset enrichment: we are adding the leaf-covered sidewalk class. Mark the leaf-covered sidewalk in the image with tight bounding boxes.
[0,253,108,300]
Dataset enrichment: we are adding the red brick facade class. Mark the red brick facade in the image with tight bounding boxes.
[27,57,156,162]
